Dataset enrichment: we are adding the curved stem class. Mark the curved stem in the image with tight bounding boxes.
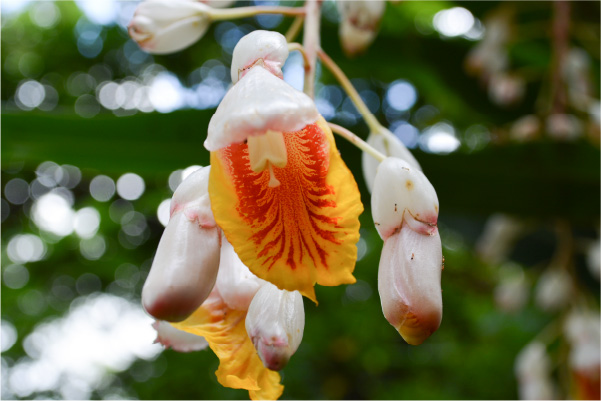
[328,123,386,162]
[288,43,310,73]
[318,48,384,136]
[209,6,305,21]
[302,0,321,98]
[285,15,305,42]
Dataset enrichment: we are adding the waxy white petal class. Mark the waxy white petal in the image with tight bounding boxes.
[371,157,439,240]
[153,320,209,352]
[216,235,265,311]
[142,212,221,322]
[378,224,443,345]
[362,130,421,193]
[205,66,319,151]
[245,282,304,371]
[129,0,210,55]
[231,30,289,84]
[143,167,220,322]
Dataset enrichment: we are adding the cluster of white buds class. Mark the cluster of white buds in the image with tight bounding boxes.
[146,167,306,371]
[371,157,442,345]
[514,342,556,400]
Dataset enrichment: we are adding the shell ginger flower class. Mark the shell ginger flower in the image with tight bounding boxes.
[205,36,363,302]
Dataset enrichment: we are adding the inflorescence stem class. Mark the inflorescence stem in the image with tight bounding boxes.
[209,5,305,21]
[285,16,305,42]
[302,0,322,98]
[328,123,387,162]
[317,49,396,143]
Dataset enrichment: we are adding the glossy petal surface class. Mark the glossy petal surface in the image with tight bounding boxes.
[209,117,362,302]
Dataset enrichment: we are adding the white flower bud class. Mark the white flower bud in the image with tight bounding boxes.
[476,214,526,265]
[494,263,528,313]
[152,320,209,352]
[378,223,443,345]
[337,0,385,57]
[515,342,556,400]
[564,311,600,376]
[371,157,439,240]
[587,239,600,280]
[231,30,289,84]
[128,0,211,55]
[546,114,583,141]
[205,66,318,151]
[142,167,220,322]
[362,130,421,193]
[216,235,265,311]
[245,282,305,371]
[489,73,525,106]
[534,268,572,312]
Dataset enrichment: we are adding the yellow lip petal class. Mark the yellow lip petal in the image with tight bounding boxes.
[209,116,363,302]
[173,291,284,400]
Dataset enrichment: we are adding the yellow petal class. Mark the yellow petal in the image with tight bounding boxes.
[173,291,284,400]
[209,116,363,302]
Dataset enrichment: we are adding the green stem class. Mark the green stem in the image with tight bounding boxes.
[328,123,387,162]
[318,48,387,137]
[209,6,305,21]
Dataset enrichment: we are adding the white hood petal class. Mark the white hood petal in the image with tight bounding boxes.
[245,282,305,371]
[170,166,215,227]
[205,66,319,151]
[231,30,289,84]
[378,223,443,345]
[371,157,439,240]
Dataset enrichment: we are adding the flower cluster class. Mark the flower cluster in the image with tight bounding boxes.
[129,1,444,399]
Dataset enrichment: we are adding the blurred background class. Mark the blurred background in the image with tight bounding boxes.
[2,0,600,399]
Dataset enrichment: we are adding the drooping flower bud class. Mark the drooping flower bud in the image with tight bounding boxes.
[372,157,442,345]
[514,342,556,400]
[216,234,265,311]
[231,30,289,84]
[153,320,209,352]
[205,66,318,151]
[371,157,439,240]
[534,267,572,312]
[142,166,221,322]
[494,263,528,313]
[362,129,421,193]
[378,221,443,345]
[245,282,305,371]
[337,0,386,57]
[129,0,211,55]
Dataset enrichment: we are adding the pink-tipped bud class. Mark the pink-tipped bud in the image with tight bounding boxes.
[128,0,211,55]
[216,235,265,311]
[230,30,289,84]
[337,0,385,57]
[142,167,220,322]
[152,320,209,352]
[245,283,304,371]
[378,220,443,345]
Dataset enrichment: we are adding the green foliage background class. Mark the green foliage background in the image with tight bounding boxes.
[2,1,599,400]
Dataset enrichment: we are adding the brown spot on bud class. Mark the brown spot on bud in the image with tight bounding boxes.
[405,180,414,190]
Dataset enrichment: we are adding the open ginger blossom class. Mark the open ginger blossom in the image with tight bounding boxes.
[206,31,363,303]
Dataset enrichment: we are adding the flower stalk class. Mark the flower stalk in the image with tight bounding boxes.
[328,122,387,162]
[209,5,305,21]
[302,0,321,98]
